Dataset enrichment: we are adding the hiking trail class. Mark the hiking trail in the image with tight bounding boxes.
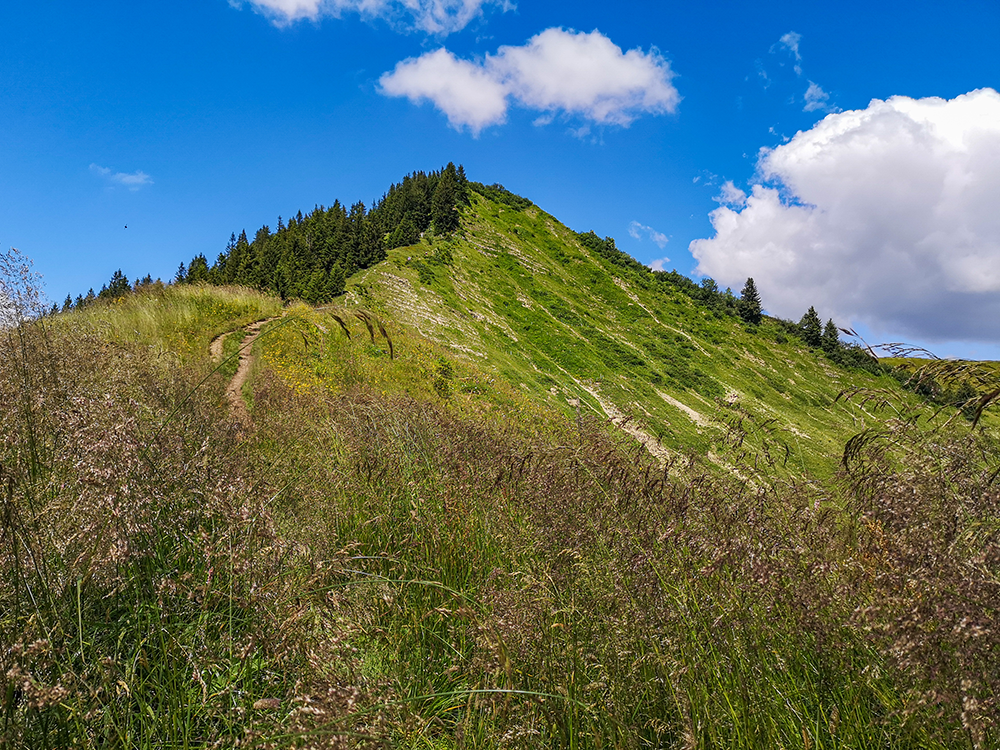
[210,316,281,429]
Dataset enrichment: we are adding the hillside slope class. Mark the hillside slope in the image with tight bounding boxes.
[4,243,999,747]
[348,190,920,477]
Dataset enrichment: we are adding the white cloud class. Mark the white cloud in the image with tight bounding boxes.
[238,0,509,34]
[647,257,671,272]
[490,28,679,126]
[714,180,746,207]
[379,28,679,134]
[238,0,322,24]
[763,31,841,112]
[773,31,803,76]
[628,220,669,249]
[776,31,801,60]
[803,81,835,113]
[90,163,153,191]
[378,48,508,134]
[690,88,1000,343]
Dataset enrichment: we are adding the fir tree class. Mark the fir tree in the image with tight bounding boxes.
[431,163,461,235]
[62,294,72,312]
[822,318,840,354]
[388,214,420,249]
[737,277,763,325]
[304,269,326,304]
[174,262,187,284]
[327,263,346,297]
[105,269,130,299]
[455,164,469,203]
[799,306,822,347]
[187,254,210,284]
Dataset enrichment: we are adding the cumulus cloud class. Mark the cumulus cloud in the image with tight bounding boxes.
[379,28,679,135]
[490,28,679,125]
[237,0,509,34]
[647,257,671,272]
[90,164,153,191]
[690,89,1000,343]
[714,180,746,207]
[377,48,508,132]
[629,221,669,249]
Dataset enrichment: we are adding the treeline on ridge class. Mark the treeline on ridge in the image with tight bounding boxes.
[175,162,471,304]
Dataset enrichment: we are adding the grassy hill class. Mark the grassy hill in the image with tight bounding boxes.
[348,190,936,479]
[1,187,998,749]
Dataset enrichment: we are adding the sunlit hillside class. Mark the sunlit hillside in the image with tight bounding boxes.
[2,186,998,748]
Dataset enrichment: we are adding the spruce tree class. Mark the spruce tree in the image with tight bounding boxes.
[737,277,763,325]
[304,269,325,304]
[388,214,420,249]
[431,163,461,235]
[799,306,822,347]
[187,254,210,284]
[327,264,346,297]
[105,269,130,298]
[455,163,469,202]
[822,318,840,354]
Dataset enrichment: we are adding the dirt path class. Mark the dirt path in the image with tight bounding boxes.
[213,316,280,430]
[209,332,228,361]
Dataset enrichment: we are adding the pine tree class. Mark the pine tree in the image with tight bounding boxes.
[229,230,250,284]
[456,163,469,203]
[431,163,461,235]
[822,318,840,354]
[388,215,420,249]
[104,269,130,299]
[737,277,763,325]
[187,255,210,284]
[174,262,187,284]
[799,306,822,347]
[62,294,72,312]
[304,269,326,304]
[326,264,346,298]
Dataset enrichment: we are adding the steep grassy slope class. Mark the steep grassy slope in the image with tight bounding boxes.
[348,192,923,477]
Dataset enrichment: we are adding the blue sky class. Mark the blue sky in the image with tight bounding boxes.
[2,0,999,356]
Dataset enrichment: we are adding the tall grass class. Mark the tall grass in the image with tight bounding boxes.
[0,285,335,748]
[2,275,998,747]
[62,282,283,361]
